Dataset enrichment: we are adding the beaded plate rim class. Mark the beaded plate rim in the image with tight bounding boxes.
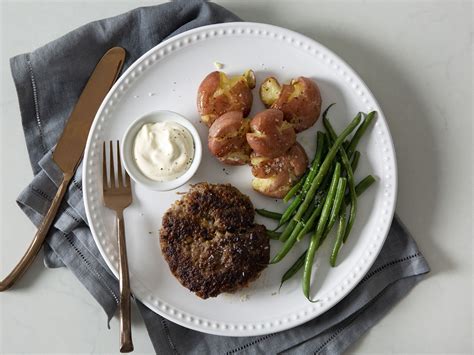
[83,22,397,336]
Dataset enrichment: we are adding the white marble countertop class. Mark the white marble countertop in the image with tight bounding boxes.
[0,0,472,353]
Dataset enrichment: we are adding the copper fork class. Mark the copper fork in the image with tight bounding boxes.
[102,141,134,353]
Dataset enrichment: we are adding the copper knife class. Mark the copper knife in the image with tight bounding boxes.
[0,47,126,291]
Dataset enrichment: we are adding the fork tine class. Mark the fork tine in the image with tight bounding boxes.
[109,140,116,188]
[116,140,123,188]
[102,141,108,190]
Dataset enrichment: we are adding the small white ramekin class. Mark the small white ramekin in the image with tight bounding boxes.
[121,110,202,191]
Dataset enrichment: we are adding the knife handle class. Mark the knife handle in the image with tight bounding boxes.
[0,172,72,291]
[117,212,133,353]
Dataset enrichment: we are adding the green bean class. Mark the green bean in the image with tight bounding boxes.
[342,140,350,151]
[302,243,319,298]
[324,150,360,240]
[266,229,281,240]
[278,219,297,242]
[341,176,375,244]
[347,111,376,158]
[281,168,331,242]
[278,199,301,229]
[330,207,347,266]
[280,250,307,289]
[314,163,340,246]
[301,132,327,195]
[351,151,361,172]
[323,117,358,243]
[324,177,347,238]
[296,191,325,241]
[283,174,306,203]
[256,209,282,220]
[293,114,361,223]
[321,175,376,245]
[321,148,360,243]
[272,203,316,262]
[303,163,341,300]
[310,174,374,245]
[321,103,336,118]
[345,175,376,205]
[279,132,327,224]
[272,225,302,263]
[280,166,332,244]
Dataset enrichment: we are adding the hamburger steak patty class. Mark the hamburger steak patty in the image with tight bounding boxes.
[160,183,270,299]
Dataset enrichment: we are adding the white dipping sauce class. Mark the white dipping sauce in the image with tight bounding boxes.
[133,121,194,181]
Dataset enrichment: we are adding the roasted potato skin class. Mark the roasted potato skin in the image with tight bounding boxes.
[246,109,296,158]
[197,71,255,127]
[250,142,308,198]
[260,76,322,133]
[208,111,251,165]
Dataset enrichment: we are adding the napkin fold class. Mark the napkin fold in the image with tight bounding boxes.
[10,0,429,353]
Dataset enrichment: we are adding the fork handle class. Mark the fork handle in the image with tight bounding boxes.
[117,212,134,353]
[0,172,72,291]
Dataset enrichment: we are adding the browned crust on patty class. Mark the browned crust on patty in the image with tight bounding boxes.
[160,183,270,298]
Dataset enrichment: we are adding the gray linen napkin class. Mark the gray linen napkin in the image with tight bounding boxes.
[10,1,430,353]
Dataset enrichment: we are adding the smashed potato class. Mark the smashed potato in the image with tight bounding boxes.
[246,109,296,158]
[197,70,256,127]
[260,76,321,132]
[250,142,308,198]
[208,111,251,165]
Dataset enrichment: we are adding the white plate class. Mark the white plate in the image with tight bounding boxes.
[83,22,397,337]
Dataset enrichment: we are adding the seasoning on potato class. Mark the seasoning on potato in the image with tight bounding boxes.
[197,69,256,127]
[250,142,308,198]
[208,111,252,165]
[246,109,296,158]
[260,76,322,132]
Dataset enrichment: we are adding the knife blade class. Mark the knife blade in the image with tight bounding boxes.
[0,47,126,291]
[53,47,126,173]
